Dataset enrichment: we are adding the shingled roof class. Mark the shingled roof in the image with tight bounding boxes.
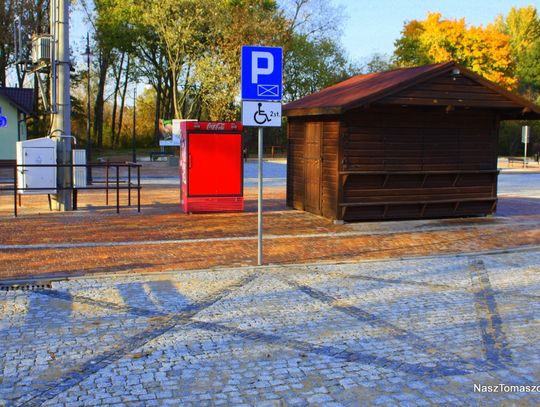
[0,87,34,115]
[283,61,540,119]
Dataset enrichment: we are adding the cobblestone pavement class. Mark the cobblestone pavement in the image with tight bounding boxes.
[1,250,539,406]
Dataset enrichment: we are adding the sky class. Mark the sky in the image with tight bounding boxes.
[332,0,539,63]
[61,0,539,95]
[69,0,540,68]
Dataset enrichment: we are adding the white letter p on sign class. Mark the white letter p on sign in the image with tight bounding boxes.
[251,52,274,84]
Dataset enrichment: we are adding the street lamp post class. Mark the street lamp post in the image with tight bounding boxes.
[132,86,137,163]
[82,33,93,184]
[144,84,157,145]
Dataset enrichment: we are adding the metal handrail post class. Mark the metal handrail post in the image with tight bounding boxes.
[116,165,120,214]
[13,165,17,217]
[128,164,131,207]
[2,162,142,217]
[137,165,141,213]
[105,161,109,205]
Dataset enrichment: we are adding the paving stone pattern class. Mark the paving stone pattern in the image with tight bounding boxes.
[1,251,540,406]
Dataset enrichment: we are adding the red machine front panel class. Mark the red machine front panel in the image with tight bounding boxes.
[187,132,242,196]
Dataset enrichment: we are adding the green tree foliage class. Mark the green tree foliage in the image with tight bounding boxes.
[1,0,49,87]
[0,1,16,87]
[393,20,431,68]
[194,0,286,120]
[73,0,360,148]
[519,40,540,101]
[98,0,287,121]
[495,6,540,102]
[280,0,358,100]
[363,53,393,74]
[140,0,218,119]
[283,34,356,101]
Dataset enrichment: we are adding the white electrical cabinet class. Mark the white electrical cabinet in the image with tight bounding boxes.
[31,35,52,64]
[16,137,57,194]
[72,149,87,188]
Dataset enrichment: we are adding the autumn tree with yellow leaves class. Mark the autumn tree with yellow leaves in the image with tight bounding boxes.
[394,12,516,89]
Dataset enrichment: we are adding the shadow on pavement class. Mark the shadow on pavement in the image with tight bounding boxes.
[496,197,540,216]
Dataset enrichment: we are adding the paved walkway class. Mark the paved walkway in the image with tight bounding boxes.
[1,250,539,406]
[0,169,539,281]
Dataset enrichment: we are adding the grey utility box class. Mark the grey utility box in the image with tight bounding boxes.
[72,149,87,188]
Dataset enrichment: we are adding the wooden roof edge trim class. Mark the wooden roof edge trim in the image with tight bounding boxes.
[500,111,540,120]
[341,61,457,112]
[282,106,342,117]
[448,64,540,115]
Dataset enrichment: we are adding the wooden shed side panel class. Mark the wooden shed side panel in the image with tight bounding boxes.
[340,106,498,221]
[287,119,305,210]
[342,107,497,172]
[321,120,340,219]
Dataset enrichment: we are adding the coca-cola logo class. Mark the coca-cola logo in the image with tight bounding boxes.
[206,122,225,131]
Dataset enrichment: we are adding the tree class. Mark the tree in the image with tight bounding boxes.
[282,0,344,41]
[80,0,357,149]
[393,20,431,68]
[90,0,135,148]
[393,12,516,89]
[283,34,357,101]
[195,0,286,119]
[518,40,540,103]
[1,0,49,87]
[122,0,287,121]
[0,0,16,87]
[363,53,393,74]
[495,6,540,102]
[495,6,540,60]
[137,0,214,119]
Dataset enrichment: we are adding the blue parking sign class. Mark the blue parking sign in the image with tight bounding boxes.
[241,46,282,101]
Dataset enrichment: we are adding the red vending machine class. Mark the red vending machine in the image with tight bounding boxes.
[180,121,244,213]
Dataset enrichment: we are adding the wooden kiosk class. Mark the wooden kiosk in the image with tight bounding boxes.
[283,62,540,222]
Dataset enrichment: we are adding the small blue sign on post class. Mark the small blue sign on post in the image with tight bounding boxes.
[0,107,7,128]
[241,46,283,101]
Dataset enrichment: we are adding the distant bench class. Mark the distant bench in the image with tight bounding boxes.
[150,151,174,161]
[507,157,525,166]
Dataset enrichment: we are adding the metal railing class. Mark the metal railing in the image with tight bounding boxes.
[0,162,141,217]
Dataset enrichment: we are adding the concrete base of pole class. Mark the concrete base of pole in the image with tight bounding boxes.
[51,137,73,210]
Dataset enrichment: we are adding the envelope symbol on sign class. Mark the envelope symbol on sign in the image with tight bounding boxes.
[257,84,279,98]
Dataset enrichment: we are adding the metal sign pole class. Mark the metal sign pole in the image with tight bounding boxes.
[258,126,263,266]
[241,45,283,266]
[522,125,530,168]
[524,139,528,167]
